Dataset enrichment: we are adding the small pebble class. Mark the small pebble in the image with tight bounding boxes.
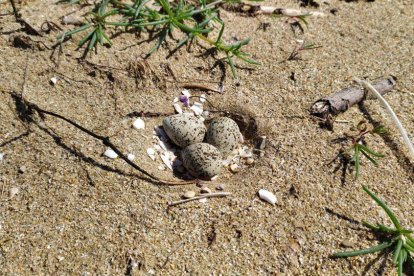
[50,77,58,86]
[199,198,207,203]
[341,240,355,248]
[9,187,19,198]
[246,158,254,165]
[216,184,225,191]
[258,189,277,205]
[0,152,4,162]
[104,149,118,159]
[200,186,211,194]
[18,165,26,173]
[127,154,135,161]
[183,190,196,199]
[230,164,240,173]
[133,118,145,130]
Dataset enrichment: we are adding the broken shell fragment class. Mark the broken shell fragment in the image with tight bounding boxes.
[127,153,135,161]
[183,190,196,199]
[104,148,118,159]
[133,118,145,130]
[229,164,240,173]
[173,103,183,114]
[206,117,242,157]
[147,148,156,160]
[258,189,276,205]
[163,114,206,148]
[182,143,222,180]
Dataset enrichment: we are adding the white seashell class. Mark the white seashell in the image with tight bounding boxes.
[230,164,240,173]
[181,89,191,97]
[50,77,58,85]
[127,153,135,161]
[258,189,277,205]
[147,148,156,160]
[193,101,203,107]
[199,94,206,103]
[173,97,179,103]
[9,187,19,198]
[239,146,253,158]
[158,164,166,170]
[104,148,118,159]
[183,190,196,199]
[190,105,203,116]
[132,118,145,130]
[161,153,173,170]
[173,103,183,114]
[159,140,168,151]
[153,144,161,151]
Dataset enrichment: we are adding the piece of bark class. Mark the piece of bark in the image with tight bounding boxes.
[310,76,396,120]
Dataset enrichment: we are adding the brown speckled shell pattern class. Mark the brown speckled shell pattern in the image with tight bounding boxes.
[205,117,241,156]
[181,143,222,179]
[163,114,206,148]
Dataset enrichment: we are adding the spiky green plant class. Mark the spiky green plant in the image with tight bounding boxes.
[59,0,259,79]
[333,186,414,276]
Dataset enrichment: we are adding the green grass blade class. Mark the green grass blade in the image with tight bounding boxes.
[88,31,98,50]
[358,144,385,158]
[360,148,379,166]
[393,239,403,264]
[353,146,361,178]
[60,23,92,38]
[404,243,414,253]
[226,53,237,80]
[362,186,402,230]
[398,251,403,276]
[333,241,393,258]
[78,29,95,47]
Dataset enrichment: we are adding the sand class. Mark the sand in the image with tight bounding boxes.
[0,0,414,274]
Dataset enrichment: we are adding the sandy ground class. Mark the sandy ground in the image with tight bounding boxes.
[1,0,414,274]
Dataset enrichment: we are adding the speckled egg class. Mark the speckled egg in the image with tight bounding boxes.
[163,114,206,148]
[182,143,222,179]
[205,117,242,156]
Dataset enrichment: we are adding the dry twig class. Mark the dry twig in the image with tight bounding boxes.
[168,192,231,206]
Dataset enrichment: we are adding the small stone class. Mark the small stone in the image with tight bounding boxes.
[132,118,145,130]
[0,152,4,162]
[183,190,196,199]
[104,148,118,159]
[246,158,254,165]
[341,240,355,248]
[255,136,266,150]
[230,164,240,173]
[9,187,19,198]
[127,154,135,161]
[50,77,58,86]
[173,103,183,114]
[216,184,225,191]
[200,187,211,194]
[199,198,207,203]
[18,165,26,173]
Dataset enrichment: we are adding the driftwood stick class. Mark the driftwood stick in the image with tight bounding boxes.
[310,76,396,120]
[168,192,231,207]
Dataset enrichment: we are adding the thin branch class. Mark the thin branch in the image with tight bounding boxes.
[168,192,231,206]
